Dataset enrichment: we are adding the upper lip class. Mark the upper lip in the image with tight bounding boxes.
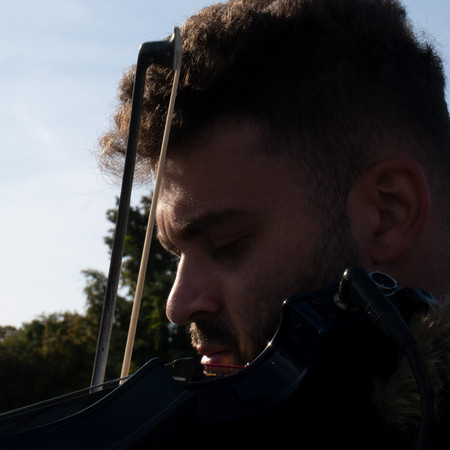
[196,344,229,357]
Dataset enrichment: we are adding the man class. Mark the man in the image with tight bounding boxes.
[99,0,450,447]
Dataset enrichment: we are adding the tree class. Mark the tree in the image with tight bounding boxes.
[0,312,96,411]
[0,196,194,412]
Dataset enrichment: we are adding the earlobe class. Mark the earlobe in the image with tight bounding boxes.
[347,157,431,266]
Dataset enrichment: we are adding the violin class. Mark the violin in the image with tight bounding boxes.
[0,267,436,449]
[0,31,436,449]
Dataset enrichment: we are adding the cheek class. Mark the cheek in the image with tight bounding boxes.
[228,266,290,360]
[220,220,323,360]
[230,231,318,323]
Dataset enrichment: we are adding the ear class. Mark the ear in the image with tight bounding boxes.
[347,157,431,266]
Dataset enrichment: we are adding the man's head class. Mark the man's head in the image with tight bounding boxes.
[155,118,362,368]
[99,0,450,366]
[101,0,450,196]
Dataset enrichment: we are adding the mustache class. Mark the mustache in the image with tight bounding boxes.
[189,318,238,349]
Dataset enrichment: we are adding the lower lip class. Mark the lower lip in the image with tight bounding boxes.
[200,350,232,367]
[203,362,246,371]
[201,351,246,375]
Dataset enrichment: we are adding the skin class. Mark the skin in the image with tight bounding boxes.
[156,120,361,370]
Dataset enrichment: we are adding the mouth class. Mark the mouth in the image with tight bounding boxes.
[198,347,246,375]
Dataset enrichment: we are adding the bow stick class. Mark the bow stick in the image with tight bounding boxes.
[120,31,182,381]
[91,28,182,389]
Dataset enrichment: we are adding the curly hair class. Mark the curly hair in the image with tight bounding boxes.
[98,0,450,206]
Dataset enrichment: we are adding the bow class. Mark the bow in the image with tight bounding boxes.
[91,27,182,388]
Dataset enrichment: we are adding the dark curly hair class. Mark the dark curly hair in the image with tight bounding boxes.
[98,0,450,211]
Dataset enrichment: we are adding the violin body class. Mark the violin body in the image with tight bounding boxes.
[0,271,433,449]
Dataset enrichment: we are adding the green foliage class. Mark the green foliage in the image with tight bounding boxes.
[0,313,96,411]
[0,196,194,413]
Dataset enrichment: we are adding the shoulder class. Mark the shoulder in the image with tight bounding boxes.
[373,301,450,448]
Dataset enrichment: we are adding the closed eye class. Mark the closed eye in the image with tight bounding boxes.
[211,235,249,261]
[168,246,182,259]
[159,238,181,259]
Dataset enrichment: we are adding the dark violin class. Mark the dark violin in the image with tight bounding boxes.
[0,267,436,449]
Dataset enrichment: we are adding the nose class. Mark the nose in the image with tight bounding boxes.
[166,256,222,325]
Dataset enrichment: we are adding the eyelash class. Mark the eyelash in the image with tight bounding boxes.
[168,246,181,258]
[162,236,249,262]
[211,237,247,260]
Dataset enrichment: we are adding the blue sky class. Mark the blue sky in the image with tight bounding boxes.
[0,0,449,327]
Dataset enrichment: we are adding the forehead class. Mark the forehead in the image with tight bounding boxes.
[156,120,308,232]
[159,121,260,202]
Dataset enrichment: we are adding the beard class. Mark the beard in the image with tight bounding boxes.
[189,213,362,367]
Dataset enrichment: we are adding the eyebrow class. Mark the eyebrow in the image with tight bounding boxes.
[157,208,250,247]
